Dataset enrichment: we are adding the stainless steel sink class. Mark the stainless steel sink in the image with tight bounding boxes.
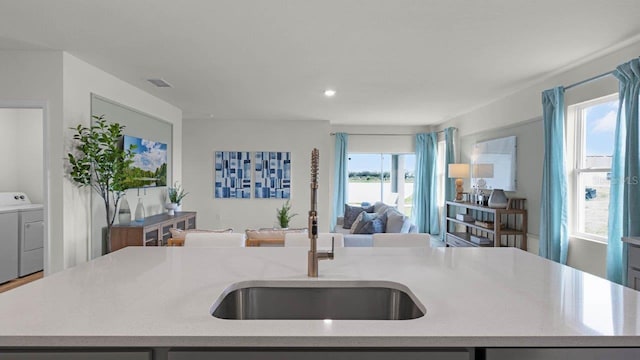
[210,280,425,320]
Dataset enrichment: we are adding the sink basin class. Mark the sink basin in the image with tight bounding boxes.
[211,280,425,320]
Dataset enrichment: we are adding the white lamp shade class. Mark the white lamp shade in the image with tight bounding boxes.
[472,163,494,178]
[448,163,470,178]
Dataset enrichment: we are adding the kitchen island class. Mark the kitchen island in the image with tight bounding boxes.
[0,246,639,359]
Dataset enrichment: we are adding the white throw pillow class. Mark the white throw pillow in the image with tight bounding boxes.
[169,228,233,240]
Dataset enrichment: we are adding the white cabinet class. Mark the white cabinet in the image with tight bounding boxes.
[19,209,44,276]
[0,212,19,283]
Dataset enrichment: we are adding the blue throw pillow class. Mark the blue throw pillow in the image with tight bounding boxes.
[352,212,387,234]
[343,204,375,229]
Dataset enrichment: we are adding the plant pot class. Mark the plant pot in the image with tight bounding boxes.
[165,203,178,216]
[488,189,508,208]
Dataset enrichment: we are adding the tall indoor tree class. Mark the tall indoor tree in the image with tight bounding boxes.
[67,115,135,254]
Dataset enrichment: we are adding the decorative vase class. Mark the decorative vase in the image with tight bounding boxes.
[165,203,178,216]
[488,189,508,208]
[118,196,131,224]
[134,198,145,222]
[176,204,182,212]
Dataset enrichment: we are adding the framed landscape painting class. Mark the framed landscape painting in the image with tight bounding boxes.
[255,151,291,199]
[215,151,251,199]
[122,135,168,188]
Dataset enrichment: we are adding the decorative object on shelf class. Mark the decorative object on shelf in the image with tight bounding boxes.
[215,151,251,199]
[67,115,135,254]
[456,213,475,222]
[488,188,508,208]
[472,163,494,190]
[276,199,297,228]
[134,198,145,222]
[167,181,188,215]
[448,163,470,202]
[165,202,178,216]
[118,196,131,224]
[122,135,168,188]
[255,151,291,199]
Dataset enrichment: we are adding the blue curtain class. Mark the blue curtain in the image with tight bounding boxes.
[413,133,439,234]
[331,133,348,231]
[539,86,568,264]
[441,127,456,240]
[607,59,640,285]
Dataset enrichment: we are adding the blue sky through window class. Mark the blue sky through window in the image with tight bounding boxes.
[585,99,618,157]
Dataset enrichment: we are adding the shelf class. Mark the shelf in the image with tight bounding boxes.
[445,200,527,250]
[446,232,493,247]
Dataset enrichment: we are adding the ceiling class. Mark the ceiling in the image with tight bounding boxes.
[0,0,639,125]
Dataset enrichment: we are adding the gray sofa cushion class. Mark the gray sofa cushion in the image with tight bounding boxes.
[343,204,374,229]
[385,209,406,233]
[352,212,387,234]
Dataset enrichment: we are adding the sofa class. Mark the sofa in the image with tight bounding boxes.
[334,202,417,247]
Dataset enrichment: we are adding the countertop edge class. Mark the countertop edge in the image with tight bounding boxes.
[2,336,640,348]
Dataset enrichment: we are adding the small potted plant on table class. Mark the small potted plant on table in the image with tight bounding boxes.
[167,182,188,215]
[276,200,297,229]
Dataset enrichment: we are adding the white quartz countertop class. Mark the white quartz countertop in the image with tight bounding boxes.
[0,246,639,348]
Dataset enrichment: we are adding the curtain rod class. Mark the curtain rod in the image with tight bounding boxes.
[564,70,614,90]
[564,56,639,90]
[330,129,449,136]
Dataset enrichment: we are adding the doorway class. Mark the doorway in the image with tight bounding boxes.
[0,105,48,277]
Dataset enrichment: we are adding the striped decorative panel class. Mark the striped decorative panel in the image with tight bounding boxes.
[255,151,291,199]
[214,151,251,199]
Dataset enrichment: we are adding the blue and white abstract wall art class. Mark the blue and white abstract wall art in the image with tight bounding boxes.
[255,151,291,199]
[214,151,251,199]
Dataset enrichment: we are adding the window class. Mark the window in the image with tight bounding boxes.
[568,94,618,241]
[347,153,415,216]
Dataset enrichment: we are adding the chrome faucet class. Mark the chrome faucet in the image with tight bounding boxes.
[308,148,334,277]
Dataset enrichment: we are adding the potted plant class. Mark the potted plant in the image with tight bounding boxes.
[167,182,188,215]
[67,115,135,254]
[276,200,297,228]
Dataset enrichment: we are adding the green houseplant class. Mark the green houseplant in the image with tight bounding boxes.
[67,115,135,254]
[168,182,188,205]
[276,200,297,228]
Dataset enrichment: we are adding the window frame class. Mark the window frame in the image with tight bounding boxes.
[346,152,415,216]
[567,93,618,243]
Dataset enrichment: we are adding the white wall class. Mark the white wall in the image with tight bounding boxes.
[16,109,44,204]
[0,108,44,203]
[438,39,640,278]
[0,109,19,191]
[62,53,183,263]
[0,50,63,274]
[183,119,331,232]
[330,125,432,153]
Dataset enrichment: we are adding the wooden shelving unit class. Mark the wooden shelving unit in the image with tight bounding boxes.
[445,199,527,249]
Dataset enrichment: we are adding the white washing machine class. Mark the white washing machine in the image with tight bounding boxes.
[0,192,44,282]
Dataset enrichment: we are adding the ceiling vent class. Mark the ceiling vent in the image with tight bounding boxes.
[147,78,173,88]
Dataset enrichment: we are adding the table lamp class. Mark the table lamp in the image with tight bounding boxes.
[448,163,469,202]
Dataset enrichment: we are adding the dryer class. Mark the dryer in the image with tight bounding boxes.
[0,192,44,281]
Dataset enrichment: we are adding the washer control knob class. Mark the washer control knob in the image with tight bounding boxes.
[19,195,25,200]
[14,195,19,200]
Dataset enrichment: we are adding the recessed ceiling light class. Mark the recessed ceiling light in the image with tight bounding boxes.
[324,89,336,97]
[147,78,173,88]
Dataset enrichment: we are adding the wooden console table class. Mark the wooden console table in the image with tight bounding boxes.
[110,212,196,252]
